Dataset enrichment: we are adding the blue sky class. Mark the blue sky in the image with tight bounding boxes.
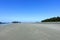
[0,0,60,22]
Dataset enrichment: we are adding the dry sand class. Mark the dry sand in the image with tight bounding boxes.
[0,23,60,40]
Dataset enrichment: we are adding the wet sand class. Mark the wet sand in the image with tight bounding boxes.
[0,23,60,40]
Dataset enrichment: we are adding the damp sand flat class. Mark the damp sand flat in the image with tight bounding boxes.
[0,23,60,40]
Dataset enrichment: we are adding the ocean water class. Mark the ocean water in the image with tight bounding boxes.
[0,24,8,25]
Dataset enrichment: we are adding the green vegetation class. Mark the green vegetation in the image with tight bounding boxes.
[0,16,60,23]
[0,22,2,24]
[12,21,21,23]
[41,16,60,22]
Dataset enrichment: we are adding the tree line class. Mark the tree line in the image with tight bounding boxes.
[41,16,60,22]
[0,16,60,24]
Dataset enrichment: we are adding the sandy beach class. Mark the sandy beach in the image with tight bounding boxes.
[0,23,60,40]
